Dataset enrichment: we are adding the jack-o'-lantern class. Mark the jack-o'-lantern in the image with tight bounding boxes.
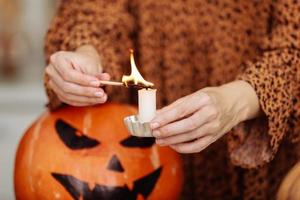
[14,103,183,200]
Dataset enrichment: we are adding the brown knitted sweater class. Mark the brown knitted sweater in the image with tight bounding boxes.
[45,0,300,199]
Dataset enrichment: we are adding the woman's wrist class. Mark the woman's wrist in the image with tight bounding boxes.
[218,80,261,123]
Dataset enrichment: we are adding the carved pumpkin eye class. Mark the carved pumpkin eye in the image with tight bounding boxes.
[120,136,155,148]
[55,119,100,150]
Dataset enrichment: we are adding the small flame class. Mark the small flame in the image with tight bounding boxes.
[122,50,154,88]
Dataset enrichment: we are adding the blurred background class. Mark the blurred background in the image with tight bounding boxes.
[0,0,57,198]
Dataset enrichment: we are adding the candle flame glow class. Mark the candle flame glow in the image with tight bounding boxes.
[122,50,154,88]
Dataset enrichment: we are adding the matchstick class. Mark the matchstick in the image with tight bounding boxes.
[99,80,154,89]
[99,80,124,86]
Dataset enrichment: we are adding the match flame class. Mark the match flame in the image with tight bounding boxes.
[122,50,154,88]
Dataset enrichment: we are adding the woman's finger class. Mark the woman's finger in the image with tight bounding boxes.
[156,91,209,116]
[56,93,90,107]
[170,136,214,154]
[63,82,105,98]
[48,77,64,97]
[150,92,211,129]
[155,123,212,145]
[96,72,111,81]
[51,52,100,87]
[47,64,105,98]
[155,96,187,115]
[49,80,107,105]
[153,106,217,137]
[46,64,66,90]
[64,92,107,104]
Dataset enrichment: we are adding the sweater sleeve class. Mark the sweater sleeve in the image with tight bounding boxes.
[228,0,300,168]
[44,0,134,110]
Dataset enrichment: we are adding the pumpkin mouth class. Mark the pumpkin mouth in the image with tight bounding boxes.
[51,167,162,200]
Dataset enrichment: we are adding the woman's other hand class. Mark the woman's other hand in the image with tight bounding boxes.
[150,81,261,153]
[45,45,110,106]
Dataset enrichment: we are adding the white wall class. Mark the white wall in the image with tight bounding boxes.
[18,0,55,83]
[0,84,47,200]
[0,0,55,199]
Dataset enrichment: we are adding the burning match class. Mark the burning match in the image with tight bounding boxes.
[99,49,155,90]
[99,80,154,89]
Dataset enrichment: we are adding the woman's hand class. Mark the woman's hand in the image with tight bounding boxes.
[45,45,110,106]
[150,81,261,153]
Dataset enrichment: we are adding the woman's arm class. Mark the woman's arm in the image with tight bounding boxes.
[229,0,300,168]
[44,0,134,110]
[150,80,261,154]
[150,0,300,169]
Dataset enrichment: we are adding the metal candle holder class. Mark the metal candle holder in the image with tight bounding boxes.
[124,115,153,137]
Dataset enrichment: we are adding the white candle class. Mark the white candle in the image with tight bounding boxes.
[138,88,156,123]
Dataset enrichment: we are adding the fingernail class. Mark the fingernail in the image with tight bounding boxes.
[90,80,100,87]
[94,91,103,97]
[150,122,160,129]
[153,130,160,137]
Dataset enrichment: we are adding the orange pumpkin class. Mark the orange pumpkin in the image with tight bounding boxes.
[14,103,183,200]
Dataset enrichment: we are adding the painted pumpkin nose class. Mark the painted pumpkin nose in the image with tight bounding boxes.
[107,155,125,172]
